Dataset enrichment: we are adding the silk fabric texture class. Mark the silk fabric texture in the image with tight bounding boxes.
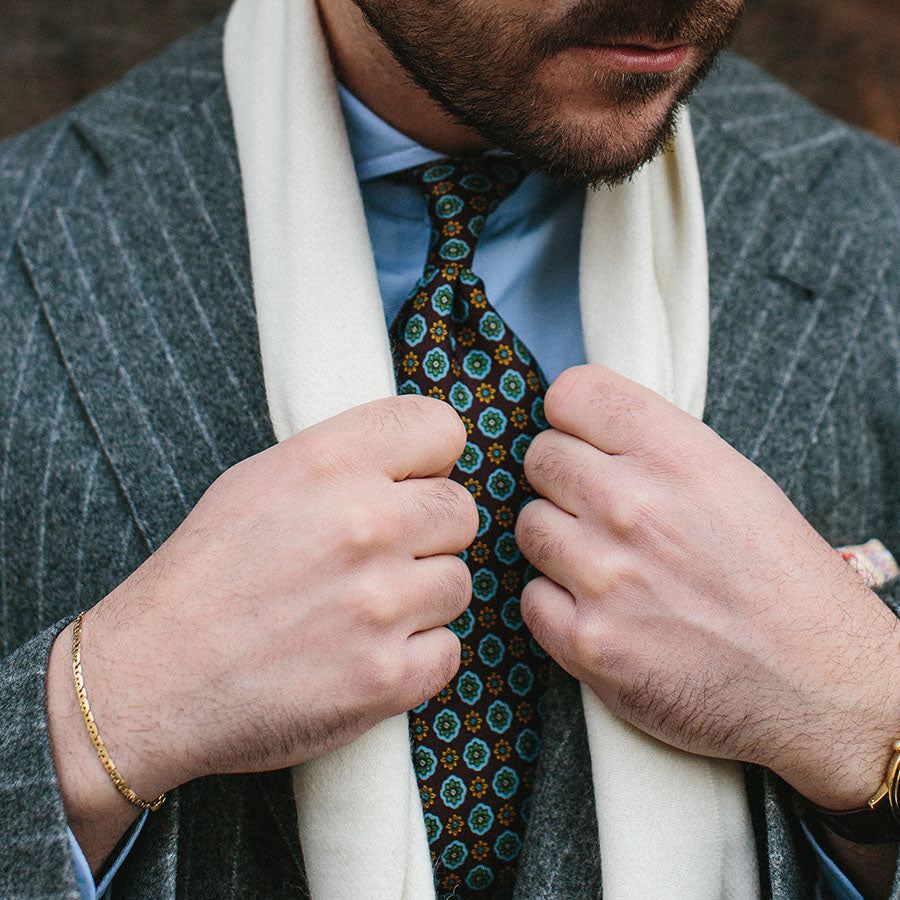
[223,0,760,896]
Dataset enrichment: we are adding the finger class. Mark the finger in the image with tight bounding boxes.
[515,497,582,588]
[524,428,615,517]
[544,365,685,456]
[394,477,479,557]
[401,626,461,709]
[292,395,467,481]
[520,575,577,670]
[403,555,472,632]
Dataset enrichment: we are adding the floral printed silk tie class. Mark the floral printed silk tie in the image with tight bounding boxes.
[389,158,552,898]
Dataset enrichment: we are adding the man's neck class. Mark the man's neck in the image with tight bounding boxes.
[315,0,492,155]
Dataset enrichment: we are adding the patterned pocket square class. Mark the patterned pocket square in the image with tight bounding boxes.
[837,539,900,588]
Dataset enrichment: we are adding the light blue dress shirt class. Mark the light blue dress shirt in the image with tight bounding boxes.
[67,81,864,900]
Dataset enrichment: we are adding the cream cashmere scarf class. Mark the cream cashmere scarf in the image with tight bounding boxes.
[223,0,760,896]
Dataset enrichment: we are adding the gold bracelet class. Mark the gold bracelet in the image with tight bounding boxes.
[71,611,166,812]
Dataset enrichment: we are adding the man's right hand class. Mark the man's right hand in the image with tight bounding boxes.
[45,395,476,870]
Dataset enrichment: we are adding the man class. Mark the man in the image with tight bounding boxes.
[1,0,899,896]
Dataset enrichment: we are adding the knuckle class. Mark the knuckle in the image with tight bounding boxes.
[515,502,562,568]
[606,485,657,537]
[337,503,385,556]
[361,644,406,700]
[354,578,396,631]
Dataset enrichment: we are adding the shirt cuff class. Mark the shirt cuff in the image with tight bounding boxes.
[67,810,148,900]
[801,818,865,900]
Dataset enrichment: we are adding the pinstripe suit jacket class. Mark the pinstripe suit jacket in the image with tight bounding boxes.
[2,19,899,900]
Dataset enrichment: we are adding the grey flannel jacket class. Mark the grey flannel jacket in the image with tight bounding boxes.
[1,19,899,900]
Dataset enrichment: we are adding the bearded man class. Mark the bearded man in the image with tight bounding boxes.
[1,0,899,897]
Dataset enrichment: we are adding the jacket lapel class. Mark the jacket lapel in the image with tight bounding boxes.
[17,71,274,554]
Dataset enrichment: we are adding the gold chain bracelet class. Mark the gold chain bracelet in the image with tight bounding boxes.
[72,611,166,812]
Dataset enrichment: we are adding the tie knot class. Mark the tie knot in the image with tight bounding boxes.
[400,157,529,268]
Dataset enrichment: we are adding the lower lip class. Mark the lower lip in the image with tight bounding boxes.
[578,44,690,73]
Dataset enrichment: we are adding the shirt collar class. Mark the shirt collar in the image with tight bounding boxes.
[338,83,447,182]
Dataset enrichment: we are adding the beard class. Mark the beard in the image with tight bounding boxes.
[350,0,746,184]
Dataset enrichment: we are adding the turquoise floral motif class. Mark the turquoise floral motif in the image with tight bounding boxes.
[516,729,541,762]
[466,865,494,889]
[494,531,520,564]
[415,746,439,779]
[492,767,519,799]
[478,408,507,438]
[423,347,450,380]
[432,284,454,315]
[510,432,532,462]
[472,567,499,601]
[468,802,494,834]
[501,597,523,630]
[425,812,443,844]
[441,776,467,809]
[442,839,468,869]
[487,700,512,733]
[478,634,505,667]
[494,830,522,861]
[500,371,525,402]
[434,709,462,742]
[461,172,492,192]
[476,505,490,536]
[457,671,484,705]
[508,662,534,696]
[457,441,484,473]
[514,335,532,364]
[479,311,506,341]
[531,396,548,429]
[464,738,491,772]
[463,349,492,378]
[440,238,470,260]
[459,267,480,285]
[449,381,474,411]
[397,379,421,395]
[486,468,515,500]
[404,313,427,345]
[423,163,455,182]
[436,195,465,218]
[468,215,485,237]
[449,608,475,638]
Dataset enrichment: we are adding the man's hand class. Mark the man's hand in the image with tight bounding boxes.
[515,365,900,812]
[47,395,477,868]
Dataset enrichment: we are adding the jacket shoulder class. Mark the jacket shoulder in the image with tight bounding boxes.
[0,18,227,254]
[692,52,900,216]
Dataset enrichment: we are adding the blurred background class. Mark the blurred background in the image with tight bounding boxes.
[0,0,897,144]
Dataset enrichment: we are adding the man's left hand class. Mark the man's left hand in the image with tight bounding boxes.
[516,364,900,811]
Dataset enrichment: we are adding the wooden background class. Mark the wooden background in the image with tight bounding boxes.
[0,0,897,144]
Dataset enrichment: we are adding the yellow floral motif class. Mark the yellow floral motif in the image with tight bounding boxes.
[460,415,474,435]
[494,344,513,365]
[469,541,489,563]
[442,221,462,237]
[487,442,507,464]
[429,321,449,342]
[427,386,446,400]
[495,505,514,528]
[474,383,496,403]
[501,569,522,594]
[446,814,464,836]
[463,477,481,497]
[457,327,477,347]
[470,777,488,798]
[435,685,453,704]
[497,803,516,826]
[494,739,512,762]
[477,606,498,628]
[526,369,541,392]
[470,195,488,213]
[463,710,483,732]
[471,841,490,861]
[433,180,453,195]
[509,407,528,429]
[419,784,436,808]
[469,288,487,309]
[440,747,459,770]
[508,635,527,658]
[401,351,418,375]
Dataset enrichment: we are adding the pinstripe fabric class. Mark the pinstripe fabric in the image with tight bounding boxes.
[1,19,899,899]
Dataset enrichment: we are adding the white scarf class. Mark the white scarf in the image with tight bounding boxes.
[223,0,760,896]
